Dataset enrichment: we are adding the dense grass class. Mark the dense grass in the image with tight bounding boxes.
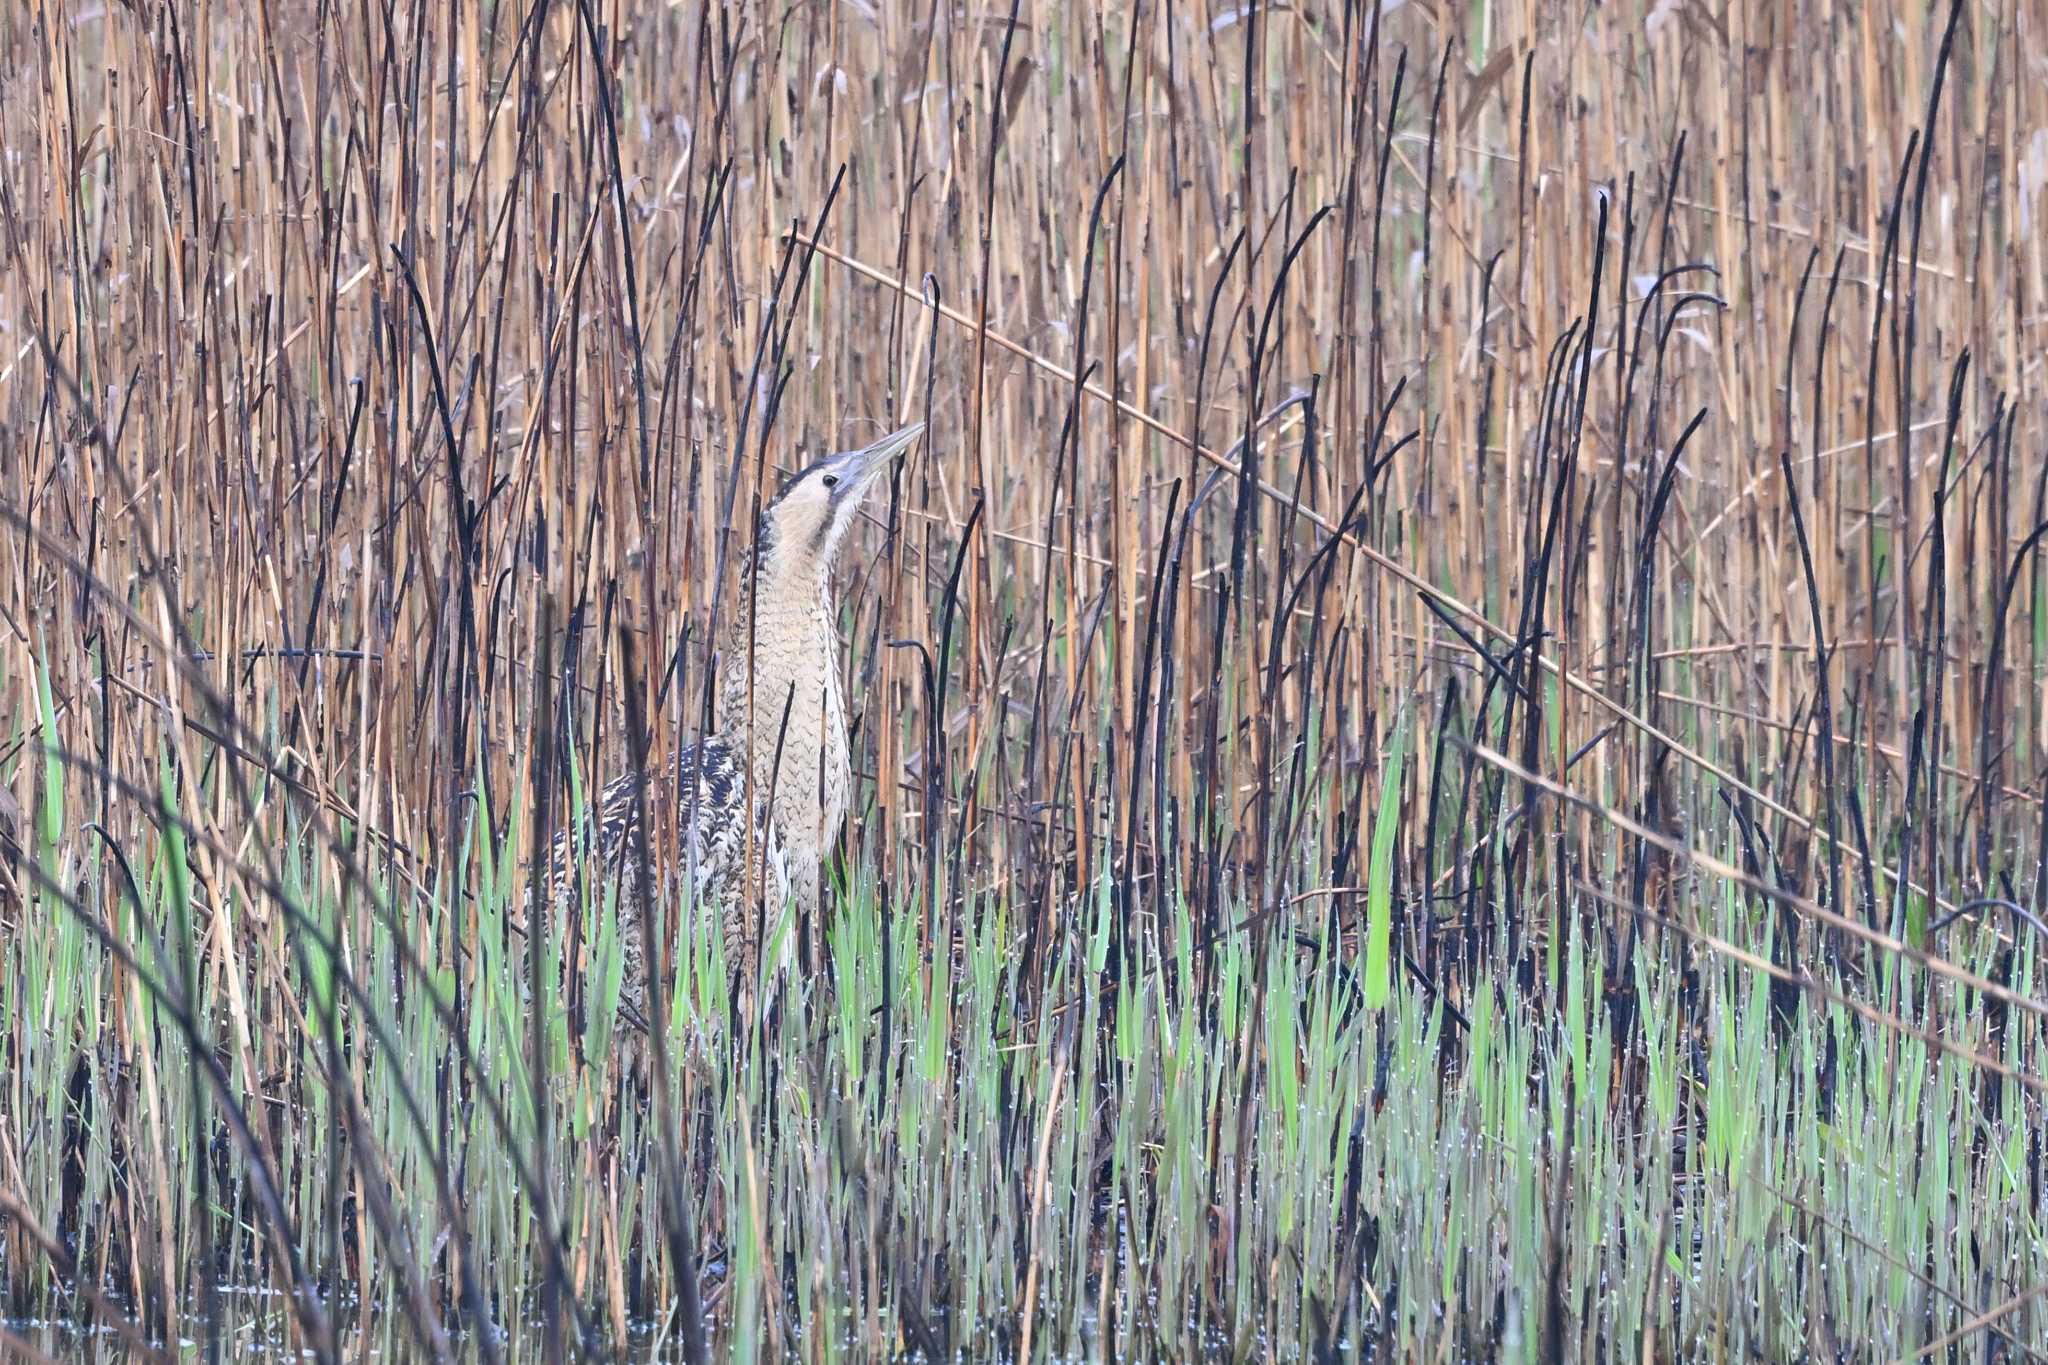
[4,0,2048,1358]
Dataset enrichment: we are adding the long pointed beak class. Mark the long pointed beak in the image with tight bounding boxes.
[854,421,924,473]
[834,421,925,499]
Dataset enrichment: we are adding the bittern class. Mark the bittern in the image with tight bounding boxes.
[543,421,925,1016]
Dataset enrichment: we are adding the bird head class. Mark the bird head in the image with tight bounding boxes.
[755,421,924,578]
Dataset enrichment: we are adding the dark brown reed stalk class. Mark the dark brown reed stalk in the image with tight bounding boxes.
[522,590,564,1363]
[1123,477,1184,968]
[614,623,708,1365]
[928,497,981,960]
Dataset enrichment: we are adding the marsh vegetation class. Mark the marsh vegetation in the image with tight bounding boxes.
[3,0,2046,1358]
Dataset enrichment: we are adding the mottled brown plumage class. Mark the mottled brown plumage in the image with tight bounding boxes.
[539,422,923,1018]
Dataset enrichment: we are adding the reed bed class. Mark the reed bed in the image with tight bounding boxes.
[3,0,2046,1358]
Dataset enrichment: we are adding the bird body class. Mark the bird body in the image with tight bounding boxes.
[555,736,785,1004]
[719,557,850,921]
[539,422,922,1019]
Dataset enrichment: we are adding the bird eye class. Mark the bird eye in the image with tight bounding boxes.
[821,474,840,490]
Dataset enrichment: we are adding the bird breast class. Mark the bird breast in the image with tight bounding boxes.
[720,592,851,870]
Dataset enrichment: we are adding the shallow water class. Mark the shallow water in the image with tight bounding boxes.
[4,1306,696,1364]
[5,1302,1253,1363]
